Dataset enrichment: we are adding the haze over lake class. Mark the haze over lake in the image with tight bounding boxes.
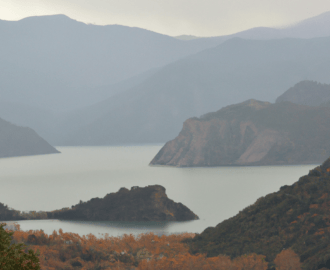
[1,145,315,236]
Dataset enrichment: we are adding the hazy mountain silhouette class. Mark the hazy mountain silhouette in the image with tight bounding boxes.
[0,102,57,144]
[0,15,228,111]
[0,117,59,158]
[3,11,330,145]
[173,11,330,41]
[281,11,330,38]
[276,81,330,106]
[230,10,330,40]
[59,36,330,146]
[1,11,330,112]
[174,35,200,40]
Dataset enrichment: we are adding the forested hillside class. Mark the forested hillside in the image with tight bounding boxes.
[187,157,330,269]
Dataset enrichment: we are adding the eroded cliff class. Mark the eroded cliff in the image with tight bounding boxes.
[150,99,330,166]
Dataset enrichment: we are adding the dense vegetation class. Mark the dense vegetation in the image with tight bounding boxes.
[0,224,40,269]
[0,203,25,221]
[7,224,301,270]
[187,157,330,269]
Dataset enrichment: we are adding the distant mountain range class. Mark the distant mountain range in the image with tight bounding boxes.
[59,37,330,146]
[0,15,227,112]
[175,10,330,40]
[0,117,59,158]
[2,11,330,146]
[150,99,330,166]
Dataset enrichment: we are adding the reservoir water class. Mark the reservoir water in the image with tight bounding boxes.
[1,145,316,237]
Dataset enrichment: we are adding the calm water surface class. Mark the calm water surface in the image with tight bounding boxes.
[1,145,316,237]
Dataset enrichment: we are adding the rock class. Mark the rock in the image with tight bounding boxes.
[49,185,199,221]
[150,99,330,166]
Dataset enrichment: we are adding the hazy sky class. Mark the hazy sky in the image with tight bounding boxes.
[1,0,330,36]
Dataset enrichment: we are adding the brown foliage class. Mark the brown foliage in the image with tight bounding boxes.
[10,225,302,270]
[138,253,268,270]
[274,249,302,270]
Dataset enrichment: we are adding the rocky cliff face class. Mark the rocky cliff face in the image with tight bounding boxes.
[150,100,330,166]
[0,117,59,158]
[186,156,330,269]
[50,185,199,222]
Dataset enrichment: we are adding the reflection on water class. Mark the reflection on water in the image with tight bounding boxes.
[0,146,317,237]
[16,219,196,237]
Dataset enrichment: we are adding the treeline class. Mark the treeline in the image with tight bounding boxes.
[0,202,25,221]
[0,202,50,221]
[187,162,330,269]
[8,224,302,270]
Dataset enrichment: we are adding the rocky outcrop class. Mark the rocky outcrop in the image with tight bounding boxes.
[49,185,199,221]
[150,99,330,166]
[0,117,59,158]
[187,156,330,269]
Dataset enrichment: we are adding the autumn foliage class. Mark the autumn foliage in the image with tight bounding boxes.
[4,224,304,270]
[274,249,302,270]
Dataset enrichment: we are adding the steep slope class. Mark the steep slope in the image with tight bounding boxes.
[0,117,59,158]
[150,100,330,166]
[276,81,330,106]
[187,157,330,269]
[61,37,330,146]
[49,185,199,222]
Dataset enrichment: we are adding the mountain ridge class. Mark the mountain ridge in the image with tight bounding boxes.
[58,37,330,146]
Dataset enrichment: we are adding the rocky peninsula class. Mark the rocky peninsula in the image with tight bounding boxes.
[48,185,199,221]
